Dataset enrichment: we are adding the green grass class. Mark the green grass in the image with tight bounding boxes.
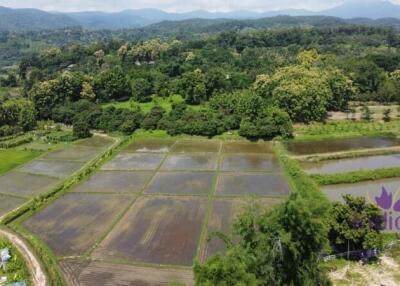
[102,95,205,113]
[0,149,42,175]
[0,236,31,284]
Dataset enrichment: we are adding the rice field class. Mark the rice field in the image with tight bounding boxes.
[19,138,289,285]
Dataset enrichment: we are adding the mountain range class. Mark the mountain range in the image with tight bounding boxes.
[1,0,400,32]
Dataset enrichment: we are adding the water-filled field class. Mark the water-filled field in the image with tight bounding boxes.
[161,154,218,171]
[74,171,152,193]
[145,172,214,195]
[322,178,400,203]
[301,154,400,175]
[0,172,58,197]
[24,193,133,256]
[101,153,164,171]
[220,154,280,172]
[0,194,26,217]
[286,137,400,155]
[0,136,113,217]
[20,138,291,285]
[93,196,208,266]
[217,173,290,196]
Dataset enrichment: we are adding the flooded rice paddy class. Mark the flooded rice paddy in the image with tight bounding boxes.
[220,154,280,172]
[217,173,290,196]
[286,137,400,155]
[170,140,220,153]
[0,136,112,218]
[0,194,26,217]
[0,171,59,197]
[302,154,400,175]
[322,178,400,203]
[24,193,133,256]
[93,196,208,266]
[101,153,164,171]
[145,172,214,195]
[161,154,218,171]
[20,138,291,284]
[123,139,175,153]
[20,160,85,178]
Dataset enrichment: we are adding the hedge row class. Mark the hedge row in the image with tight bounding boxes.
[0,135,33,149]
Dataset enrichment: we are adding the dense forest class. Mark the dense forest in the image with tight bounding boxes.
[1,21,400,140]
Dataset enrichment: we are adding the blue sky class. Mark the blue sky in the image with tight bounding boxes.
[0,0,399,12]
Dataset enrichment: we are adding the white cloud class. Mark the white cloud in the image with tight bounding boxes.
[0,0,399,12]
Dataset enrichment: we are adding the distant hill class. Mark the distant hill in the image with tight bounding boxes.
[132,16,400,39]
[1,0,400,32]
[320,0,400,19]
[0,6,78,32]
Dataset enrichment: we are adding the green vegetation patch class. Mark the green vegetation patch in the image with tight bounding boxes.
[0,149,42,175]
[295,120,400,141]
[312,167,400,185]
[0,236,31,285]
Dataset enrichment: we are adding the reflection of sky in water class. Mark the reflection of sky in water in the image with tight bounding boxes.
[287,137,400,155]
[302,154,400,174]
[322,178,400,206]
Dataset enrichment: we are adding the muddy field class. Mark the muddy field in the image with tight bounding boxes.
[40,146,102,162]
[170,140,220,153]
[161,154,218,171]
[19,138,292,285]
[74,171,152,194]
[220,154,280,172]
[322,178,400,203]
[222,142,273,154]
[123,139,176,153]
[93,196,208,266]
[286,136,400,155]
[24,193,133,256]
[101,154,164,171]
[145,172,214,195]
[217,173,290,197]
[60,259,194,286]
[0,194,26,217]
[0,136,112,218]
[0,171,59,197]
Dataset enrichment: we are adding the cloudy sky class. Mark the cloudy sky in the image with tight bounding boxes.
[0,0,399,12]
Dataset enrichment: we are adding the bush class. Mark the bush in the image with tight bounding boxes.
[73,115,92,139]
[141,106,166,130]
[239,107,293,140]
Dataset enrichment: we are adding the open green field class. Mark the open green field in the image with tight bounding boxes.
[0,149,42,175]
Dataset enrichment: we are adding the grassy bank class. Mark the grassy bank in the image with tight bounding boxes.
[311,168,400,186]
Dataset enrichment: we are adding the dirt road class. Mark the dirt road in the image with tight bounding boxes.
[0,228,47,286]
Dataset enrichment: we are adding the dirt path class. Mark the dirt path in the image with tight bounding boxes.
[0,228,47,286]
